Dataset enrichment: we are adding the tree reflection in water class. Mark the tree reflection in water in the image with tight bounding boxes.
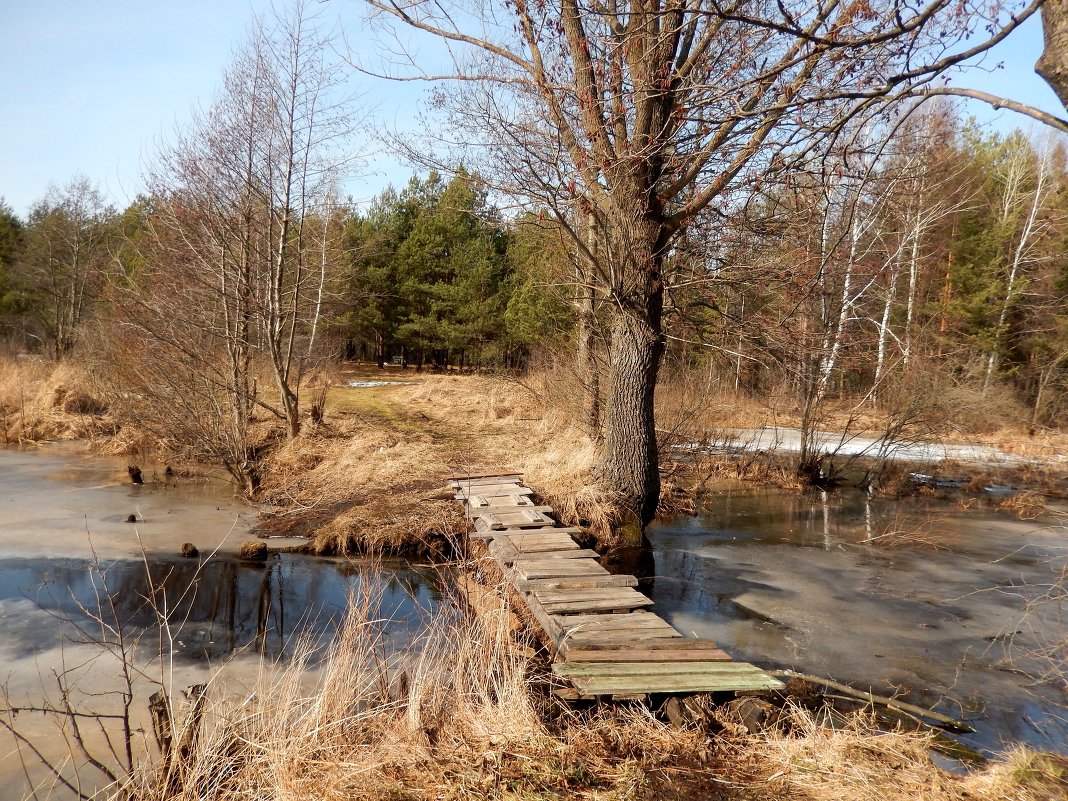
[0,554,442,663]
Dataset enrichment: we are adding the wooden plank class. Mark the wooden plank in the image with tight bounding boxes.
[555,661,766,678]
[469,504,554,516]
[562,628,681,644]
[506,534,579,546]
[454,484,533,498]
[539,596,654,614]
[493,549,601,567]
[533,587,648,604]
[560,639,732,663]
[565,648,732,663]
[474,510,557,530]
[565,672,784,695]
[555,612,673,632]
[502,526,586,538]
[446,469,522,481]
[554,661,785,694]
[467,494,537,509]
[513,560,609,580]
[499,536,580,554]
[510,549,600,562]
[450,477,523,488]
[514,575,638,592]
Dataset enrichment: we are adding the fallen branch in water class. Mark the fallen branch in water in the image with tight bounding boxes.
[770,669,975,733]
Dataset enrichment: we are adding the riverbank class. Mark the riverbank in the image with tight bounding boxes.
[3,359,1068,799]
[105,585,1067,801]
[4,356,1064,556]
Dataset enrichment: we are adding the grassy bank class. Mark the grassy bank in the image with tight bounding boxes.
[3,356,1067,799]
[3,355,1066,552]
[103,578,1065,801]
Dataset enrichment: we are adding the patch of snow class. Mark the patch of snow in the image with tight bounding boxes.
[674,426,1063,468]
[345,380,411,389]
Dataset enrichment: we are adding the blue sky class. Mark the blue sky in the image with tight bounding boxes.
[0,2,1062,218]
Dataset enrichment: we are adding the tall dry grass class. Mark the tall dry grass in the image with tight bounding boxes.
[746,705,1067,801]
[100,577,1068,801]
[121,587,543,801]
[0,354,117,444]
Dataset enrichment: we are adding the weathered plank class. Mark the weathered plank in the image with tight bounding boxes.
[475,510,557,530]
[560,639,732,662]
[502,526,586,538]
[447,469,522,482]
[562,628,682,644]
[539,595,654,615]
[555,611,674,632]
[513,560,610,580]
[454,484,534,498]
[469,504,554,516]
[493,546,601,564]
[566,648,734,664]
[554,660,785,692]
[497,534,580,551]
[561,669,784,695]
[514,575,638,592]
[534,587,648,604]
[556,661,767,678]
[467,494,538,509]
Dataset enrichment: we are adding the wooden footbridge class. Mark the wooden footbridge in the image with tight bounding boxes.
[449,470,783,700]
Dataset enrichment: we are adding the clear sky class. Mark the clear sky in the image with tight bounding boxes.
[0,2,1062,219]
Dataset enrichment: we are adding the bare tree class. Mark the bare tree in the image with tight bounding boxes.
[361,0,1043,531]
[20,177,113,359]
[108,1,359,491]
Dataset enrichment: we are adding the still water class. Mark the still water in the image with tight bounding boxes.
[648,484,1068,756]
[0,443,443,799]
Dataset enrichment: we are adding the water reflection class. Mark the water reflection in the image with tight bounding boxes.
[648,484,1068,756]
[0,554,442,664]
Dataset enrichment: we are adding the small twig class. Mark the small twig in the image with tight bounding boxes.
[0,716,89,800]
[770,669,975,733]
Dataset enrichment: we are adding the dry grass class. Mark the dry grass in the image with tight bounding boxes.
[101,583,1068,801]
[745,705,1068,801]
[111,578,723,801]
[997,490,1050,520]
[0,354,117,444]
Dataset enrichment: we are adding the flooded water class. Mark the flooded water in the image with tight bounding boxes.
[648,484,1068,757]
[0,444,443,799]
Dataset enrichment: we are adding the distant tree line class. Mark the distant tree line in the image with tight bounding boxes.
[2,108,1067,433]
[339,169,569,370]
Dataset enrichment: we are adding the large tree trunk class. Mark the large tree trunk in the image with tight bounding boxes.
[593,286,665,536]
[1038,0,1068,109]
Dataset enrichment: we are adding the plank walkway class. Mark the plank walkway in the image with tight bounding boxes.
[449,470,783,700]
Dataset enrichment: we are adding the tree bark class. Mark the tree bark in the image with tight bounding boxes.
[1038,0,1068,109]
[594,283,664,533]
